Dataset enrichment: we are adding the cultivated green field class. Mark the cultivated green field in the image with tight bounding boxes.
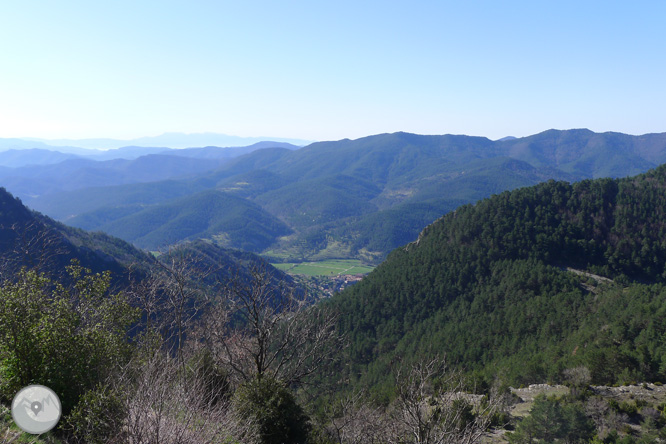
[272,259,374,276]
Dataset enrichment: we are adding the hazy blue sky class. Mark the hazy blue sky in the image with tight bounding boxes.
[1,1,664,141]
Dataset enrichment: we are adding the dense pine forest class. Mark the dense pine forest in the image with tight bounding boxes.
[330,165,666,398]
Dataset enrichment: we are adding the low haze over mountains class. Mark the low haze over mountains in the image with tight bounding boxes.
[2,132,310,151]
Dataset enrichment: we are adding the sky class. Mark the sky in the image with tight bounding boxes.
[1,1,665,142]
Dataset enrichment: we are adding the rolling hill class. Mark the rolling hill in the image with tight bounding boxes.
[0,154,228,198]
[0,187,154,283]
[0,149,80,167]
[79,189,292,252]
[497,128,666,178]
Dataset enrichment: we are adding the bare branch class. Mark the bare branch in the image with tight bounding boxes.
[198,261,343,387]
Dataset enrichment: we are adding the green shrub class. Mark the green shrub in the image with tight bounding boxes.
[618,401,638,416]
[233,376,310,444]
[0,265,138,417]
[508,395,594,443]
[64,384,126,444]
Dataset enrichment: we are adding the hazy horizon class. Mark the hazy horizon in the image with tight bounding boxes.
[4,126,666,151]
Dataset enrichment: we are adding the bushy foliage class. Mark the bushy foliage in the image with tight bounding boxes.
[233,376,311,444]
[65,384,126,444]
[509,395,594,443]
[0,264,138,416]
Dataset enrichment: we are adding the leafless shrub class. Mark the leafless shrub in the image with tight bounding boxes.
[320,358,506,444]
[600,409,630,440]
[114,351,253,444]
[323,391,391,444]
[387,357,504,444]
[198,262,343,387]
[585,396,609,430]
[0,221,68,277]
[130,248,216,360]
[563,366,592,398]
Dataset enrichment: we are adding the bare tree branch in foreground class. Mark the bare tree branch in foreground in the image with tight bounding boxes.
[0,221,68,277]
[113,352,254,444]
[199,262,343,387]
[388,356,506,444]
[130,248,216,361]
[323,390,391,444]
[321,357,507,444]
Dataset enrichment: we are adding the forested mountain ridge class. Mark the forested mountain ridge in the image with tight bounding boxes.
[0,187,155,283]
[498,129,666,178]
[0,148,80,167]
[19,129,666,261]
[328,164,666,398]
[84,189,292,252]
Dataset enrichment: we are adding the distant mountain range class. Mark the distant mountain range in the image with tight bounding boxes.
[5,129,666,259]
[0,141,302,167]
[16,133,312,150]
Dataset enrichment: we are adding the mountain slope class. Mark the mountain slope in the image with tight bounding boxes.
[0,186,295,303]
[28,180,210,221]
[340,157,579,254]
[159,239,297,292]
[89,189,292,251]
[0,187,154,283]
[254,175,381,227]
[0,149,80,167]
[329,164,666,396]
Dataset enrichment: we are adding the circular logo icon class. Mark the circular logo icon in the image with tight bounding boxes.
[11,385,61,434]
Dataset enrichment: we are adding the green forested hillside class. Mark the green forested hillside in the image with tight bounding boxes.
[0,187,154,283]
[217,169,294,199]
[94,189,292,251]
[33,179,209,221]
[159,239,297,291]
[0,185,293,291]
[329,165,666,398]
[339,157,576,254]
[254,175,381,227]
